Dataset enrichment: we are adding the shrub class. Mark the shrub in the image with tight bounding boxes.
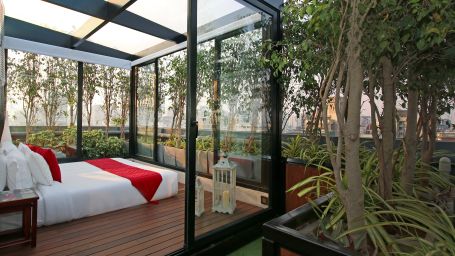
[196,136,213,151]
[82,129,126,159]
[27,130,59,148]
[62,127,77,146]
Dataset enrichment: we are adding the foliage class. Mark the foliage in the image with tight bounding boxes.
[289,146,455,255]
[196,136,213,151]
[220,136,239,154]
[82,129,126,159]
[62,127,77,146]
[242,136,260,155]
[283,136,330,166]
[164,135,186,149]
[27,130,59,148]
[160,51,187,141]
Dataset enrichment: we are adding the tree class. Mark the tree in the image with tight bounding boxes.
[99,66,118,136]
[115,69,130,139]
[58,59,78,127]
[137,65,155,143]
[160,51,187,146]
[40,56,62,130]
[83,64,99,130]
[8,51,42,140]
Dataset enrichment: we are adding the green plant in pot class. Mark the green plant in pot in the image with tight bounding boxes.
[196,136,213,174]
[288,147,455,255]
[282,135,331,212]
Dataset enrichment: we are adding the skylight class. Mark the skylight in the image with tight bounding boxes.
[87,23,166,56]
[4,0,102,37]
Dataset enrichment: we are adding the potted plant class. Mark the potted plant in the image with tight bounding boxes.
[265,147,455,255]
[174,137,186,169]
[163,136,177,166]
[283,135,331,212]
[196,136,213,174]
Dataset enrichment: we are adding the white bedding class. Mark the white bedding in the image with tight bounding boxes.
[35,158,178,226]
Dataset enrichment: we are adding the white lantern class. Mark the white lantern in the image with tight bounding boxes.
[212,155,237,214]
[195,178,205,217]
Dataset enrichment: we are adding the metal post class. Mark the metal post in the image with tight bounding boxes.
[185,0,197,250]
[77,62,83,159]
[129,66,137,156]
[154,61,159,161]
[213,39,221,162]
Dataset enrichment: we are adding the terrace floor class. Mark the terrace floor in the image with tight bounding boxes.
[0,184,261,256]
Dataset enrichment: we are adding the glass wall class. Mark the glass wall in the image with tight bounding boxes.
[195,0,273,237]
[6,50,78,160]
[82,64,130,159]
[157,50,187,169]
[136,63,156,158]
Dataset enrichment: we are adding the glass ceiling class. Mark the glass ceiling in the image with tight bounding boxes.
[4,0,263,60]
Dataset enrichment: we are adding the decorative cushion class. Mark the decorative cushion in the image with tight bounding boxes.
[28,145,61,183]
[6,147,34,190]
[0,154,6,191]
[18,143,53,186]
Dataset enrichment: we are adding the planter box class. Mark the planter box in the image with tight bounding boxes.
[285,158,328,212]
[136,142,153,158]
[228,155,255,180]
[163,146,176,166]
[157,144,164,163]
[262,194,354,256]
[175,147,186,169]
[64,144,77,158]
[208,151,215,175]
[196,150,208,174]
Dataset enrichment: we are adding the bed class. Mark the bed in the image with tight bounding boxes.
[0,158,178,229]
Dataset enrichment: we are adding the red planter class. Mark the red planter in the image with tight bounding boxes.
[285,159,328,212]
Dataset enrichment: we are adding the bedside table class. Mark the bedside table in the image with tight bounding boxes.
[0,189,39,248]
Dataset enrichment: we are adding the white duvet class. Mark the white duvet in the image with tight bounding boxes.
[31,158,178,226]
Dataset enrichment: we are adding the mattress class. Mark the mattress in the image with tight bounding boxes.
[34,158,178,226]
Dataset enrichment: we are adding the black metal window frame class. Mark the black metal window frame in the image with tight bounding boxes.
[130,0,283,254]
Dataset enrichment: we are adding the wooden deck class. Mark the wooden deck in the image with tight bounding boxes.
[0,185,261,256]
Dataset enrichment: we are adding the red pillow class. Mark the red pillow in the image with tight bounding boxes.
[28,145,62,182]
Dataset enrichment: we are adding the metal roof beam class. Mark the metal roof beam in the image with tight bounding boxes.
[44,0,187,43]
[5,17,138,60]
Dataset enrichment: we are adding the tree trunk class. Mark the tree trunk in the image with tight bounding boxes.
[401,86,418,193]
[69,106,75,127]
[343,1,366,246]
[422,96,437,165]
[378,56,395,200]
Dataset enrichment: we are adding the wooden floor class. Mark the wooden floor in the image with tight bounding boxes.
[0,184,261,256]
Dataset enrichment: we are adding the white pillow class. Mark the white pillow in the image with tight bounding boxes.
[0,154,6,191]
[6,147,34,190]
[1,141,17,155]
[18,143,53,186]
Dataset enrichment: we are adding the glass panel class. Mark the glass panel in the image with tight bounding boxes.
[4,0,103,37]
[136,63,156,158]
[127,0,187,34]
[157,50,187,169]
[82,63,130,159]
[87,23,166,56]
[6,50,78,160]
[195,0,272,237]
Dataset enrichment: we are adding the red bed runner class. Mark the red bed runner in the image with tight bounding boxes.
[85,158,162,202]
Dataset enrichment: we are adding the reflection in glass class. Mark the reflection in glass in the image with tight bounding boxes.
[195,0,272,237]
[157,50,187,168]
[136,64,156,158]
